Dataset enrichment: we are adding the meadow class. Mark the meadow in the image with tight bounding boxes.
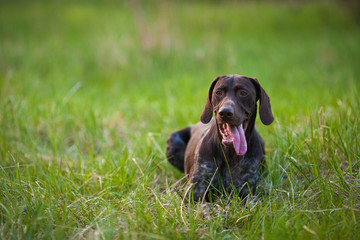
[0,0,359,239]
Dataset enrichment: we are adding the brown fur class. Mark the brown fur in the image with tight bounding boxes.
[166,75,274,201]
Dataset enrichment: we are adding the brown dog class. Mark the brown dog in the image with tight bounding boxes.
[166,75,274,201]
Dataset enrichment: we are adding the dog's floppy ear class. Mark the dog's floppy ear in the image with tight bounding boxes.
[250,77,274,125]
[200,76,220,123]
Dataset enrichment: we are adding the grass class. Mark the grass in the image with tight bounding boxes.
[0,0,359,239]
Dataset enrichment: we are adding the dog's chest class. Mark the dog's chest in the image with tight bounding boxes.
[219,155,261,191]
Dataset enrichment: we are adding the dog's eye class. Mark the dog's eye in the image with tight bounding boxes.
[239,90,247,96]
[216,90,223,96]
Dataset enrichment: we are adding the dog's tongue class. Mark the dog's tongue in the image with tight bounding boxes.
[232,124,247,156]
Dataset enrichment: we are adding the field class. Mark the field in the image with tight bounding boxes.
[1,0,360,239]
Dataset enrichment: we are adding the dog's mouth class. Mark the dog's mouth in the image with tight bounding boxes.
[219,120,248,156]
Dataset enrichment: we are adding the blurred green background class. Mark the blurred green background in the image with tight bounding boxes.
[1,0,359,154]
[0,0,359,239]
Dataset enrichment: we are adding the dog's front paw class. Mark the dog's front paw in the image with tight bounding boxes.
[200,203,229,219]
[242,195,261,208]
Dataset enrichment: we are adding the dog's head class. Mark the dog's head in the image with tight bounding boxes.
[200,74,274,155]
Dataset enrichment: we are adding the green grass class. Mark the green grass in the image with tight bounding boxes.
[1,0,359,239]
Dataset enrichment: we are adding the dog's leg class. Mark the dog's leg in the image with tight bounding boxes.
[189,161,219,202]
[166,127,191,172]
[236,169,260,202]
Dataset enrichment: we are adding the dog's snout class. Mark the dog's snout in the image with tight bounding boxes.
[219,106,234,118]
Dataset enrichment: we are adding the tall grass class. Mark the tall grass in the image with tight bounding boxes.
[0,0,359,239]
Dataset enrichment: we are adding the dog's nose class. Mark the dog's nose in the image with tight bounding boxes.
[219,107,234,118]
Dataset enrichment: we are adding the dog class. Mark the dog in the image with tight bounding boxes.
[166,74,274,202]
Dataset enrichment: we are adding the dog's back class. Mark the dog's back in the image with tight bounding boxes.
[166,126,191,172]
[166,119,215,174]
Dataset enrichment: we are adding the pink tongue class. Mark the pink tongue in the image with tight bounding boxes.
[232,124,247,156]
